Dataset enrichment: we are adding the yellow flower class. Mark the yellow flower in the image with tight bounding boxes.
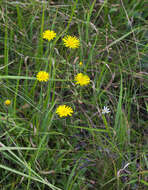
[75,73,90,86]
[62,35,80,49]
[4,99,11,106]
[56,105,73,117]
[79,61,83,66]
[36,71,49,82]
[43,30,56,41]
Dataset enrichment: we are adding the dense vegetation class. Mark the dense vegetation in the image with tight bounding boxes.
[0,0,148,189]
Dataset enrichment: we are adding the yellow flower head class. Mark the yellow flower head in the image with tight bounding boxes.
[56,105,73,117]
[79,61,83,66]
[4,99,11,106]
[36,71,49,82]
[62,35,80,49]
[75,73,90,86]
[43,30,56,41]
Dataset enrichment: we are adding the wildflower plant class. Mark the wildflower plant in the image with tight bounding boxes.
[102,106,110,114]
[56,105,73,117]
[75,73,90,86]
[42,30,56,41]
[79,61,83,66]
[36,71,49,82]
[4,99,11,106]
[62,35,80,49]
[1,2,147,190]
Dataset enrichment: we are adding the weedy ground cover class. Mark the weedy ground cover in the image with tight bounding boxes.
[0,0,148,189]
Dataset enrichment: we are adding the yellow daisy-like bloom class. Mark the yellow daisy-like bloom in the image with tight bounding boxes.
[75,73,90,86]
[36,71,49,82]
[62,35,80,49]
[4,99,11,106]
[56,105,73,117]
[79,61,83,66]
[42,30,56,41]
